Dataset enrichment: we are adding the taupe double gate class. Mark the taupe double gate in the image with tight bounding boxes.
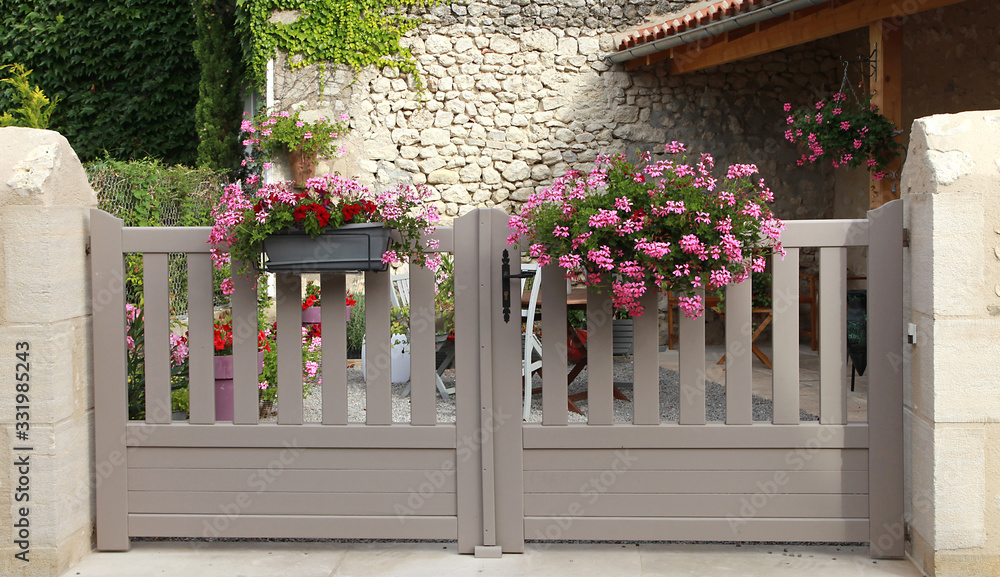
[91,201,903,558]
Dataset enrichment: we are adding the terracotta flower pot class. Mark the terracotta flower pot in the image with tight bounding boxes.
[288,148,318,187]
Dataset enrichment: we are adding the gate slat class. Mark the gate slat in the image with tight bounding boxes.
[230,262,259,424]
[276,273,303,425]
[819,247,848,425]
[187,253,217,423]
[91,209,129,551]
[586,287,614,425]
[633,286,659,425]
[454,211,482,553]
[321,273,348,425]
[867,199,904,559]
[725,279,753,425]
[364,271,392,424]
[771,248,800,424]
[409,264,437,425]
[541,263,568,426]
[679,288,706,425]
[142,253,171,424]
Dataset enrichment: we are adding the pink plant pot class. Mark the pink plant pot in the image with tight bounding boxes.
[301,306,351,325]
[214,351,265,421]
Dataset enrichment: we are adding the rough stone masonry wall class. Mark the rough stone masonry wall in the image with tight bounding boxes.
[271,0,838,225]
[903,109,1000,577]
[270,0,841,343]
[0,128,96,576]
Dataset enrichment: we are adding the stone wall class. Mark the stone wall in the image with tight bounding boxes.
[270,0,838,227]
[270,0,841,343]
[902,109,1000,576]
[0,128,97,575]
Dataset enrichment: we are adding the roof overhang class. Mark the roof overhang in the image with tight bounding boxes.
[607,0,969,74]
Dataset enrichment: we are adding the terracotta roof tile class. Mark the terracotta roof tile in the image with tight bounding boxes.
[617,0,783,51]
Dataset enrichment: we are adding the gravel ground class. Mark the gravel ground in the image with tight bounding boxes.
[265,357,817,423]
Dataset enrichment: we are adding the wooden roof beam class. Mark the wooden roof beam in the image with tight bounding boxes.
[660,0,967,74]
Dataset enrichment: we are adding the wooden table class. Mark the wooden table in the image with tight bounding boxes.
[716,308,774,369]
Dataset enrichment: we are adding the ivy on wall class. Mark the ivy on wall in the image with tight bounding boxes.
[0,0,200,164]
[237,0,438,92]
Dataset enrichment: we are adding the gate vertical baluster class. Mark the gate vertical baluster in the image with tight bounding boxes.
[679,287,706,425]
[230,260,259,424]
[633,285,660,425]
[587,284,614,426]
[276,273,303,424]
[143,253,171,423]
[725,279,753,424]
[187,253,216,424]
[540,263,568,425]
[409,264,437,425]
[321,273,348,425]
[772,247,800,424]
[365,270,392,425]
[819,247,848,425]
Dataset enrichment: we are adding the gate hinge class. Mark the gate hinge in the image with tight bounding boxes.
[501,249,533,323]
[902,228,910,247]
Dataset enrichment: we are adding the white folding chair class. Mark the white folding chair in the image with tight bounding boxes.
[520,264,543,420]
[388,273,410,308]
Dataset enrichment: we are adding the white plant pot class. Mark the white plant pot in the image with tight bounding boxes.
[360,334,411,384]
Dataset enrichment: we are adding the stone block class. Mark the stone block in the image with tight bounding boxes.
[934,425,986,549]
[931,319,1000,422]
[427,169,459,185]
[1,206,92,324]
[0,128,97,208]
[419,128,452,147]
[489,35,519,54]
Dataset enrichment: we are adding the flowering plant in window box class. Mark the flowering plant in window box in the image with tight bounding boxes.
[209,174,442,292]
[507,142,784,319]
[783,93,903,180]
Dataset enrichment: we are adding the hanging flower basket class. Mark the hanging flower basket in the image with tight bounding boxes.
[262,223,395,273]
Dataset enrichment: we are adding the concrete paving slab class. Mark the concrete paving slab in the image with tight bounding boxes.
[60,542,923,577]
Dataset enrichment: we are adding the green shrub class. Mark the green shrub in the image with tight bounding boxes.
[0,63,59,128]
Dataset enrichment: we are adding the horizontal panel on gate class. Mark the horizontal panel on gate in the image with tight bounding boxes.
[129,491,457,516]
[523,493,868,519]
[128,468,457,493]
[524,517,869,542]
[523,449,869,472]
[129,514,458,540]
[523,470,867,494]
[523,423,868,449]
[128,447,457,471]
[124,423,457,448]
[780,220,869,248]
[121,227,212,253]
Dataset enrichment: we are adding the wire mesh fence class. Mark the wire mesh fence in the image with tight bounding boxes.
[87,161,232,314]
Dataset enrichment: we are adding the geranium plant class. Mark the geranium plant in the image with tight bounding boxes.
[257,322,322,405]
[209,174,442,293]
[241,109,349,171]
[302,280,357,310]
[508,142,784,319]
[784,93,903,179]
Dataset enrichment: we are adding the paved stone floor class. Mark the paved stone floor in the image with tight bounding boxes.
[62,542,922,577]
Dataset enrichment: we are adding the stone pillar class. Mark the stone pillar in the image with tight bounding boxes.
[903,110,1000,576]
[0,128,97,576]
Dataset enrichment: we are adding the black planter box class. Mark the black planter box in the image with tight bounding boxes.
[262,223,393,273]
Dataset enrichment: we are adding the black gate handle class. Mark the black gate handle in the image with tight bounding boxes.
[501,249,534,323]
